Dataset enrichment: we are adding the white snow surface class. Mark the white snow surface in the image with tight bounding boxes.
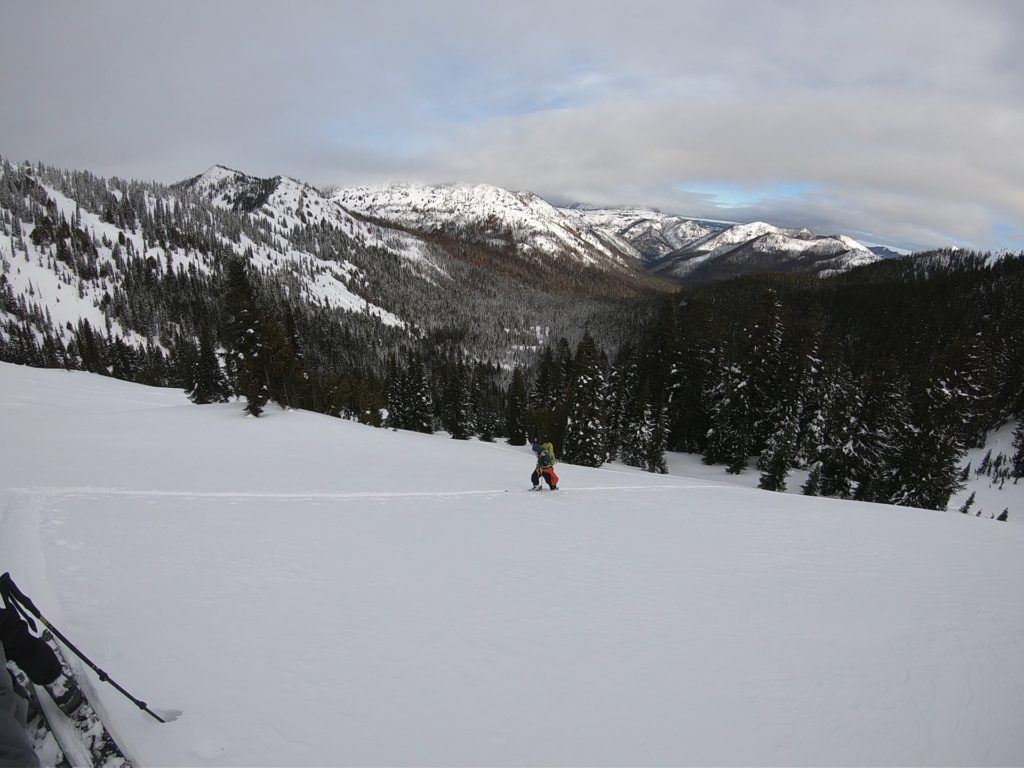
[333,183,636,269]
[690,221,783,251]
[559,207,715,260]
[2,362,1023,766]
[656,222,878,279]
[0,167,412,340]
[187,165,437,274]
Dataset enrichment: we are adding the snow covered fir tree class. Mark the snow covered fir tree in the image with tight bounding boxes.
[2,157,1024,515]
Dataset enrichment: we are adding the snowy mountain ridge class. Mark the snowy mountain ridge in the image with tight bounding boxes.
[333,181,879,283]
[0,159,658,383]
[558,205,720,264]
[0,162,411,362]
[177,165,436,269]
[648,219,879,281]
[332,182,642,273]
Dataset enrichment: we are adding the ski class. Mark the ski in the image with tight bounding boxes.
[7,663,73,768]
[39,629,134,768]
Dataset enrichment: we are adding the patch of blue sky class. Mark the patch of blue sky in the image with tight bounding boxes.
[419,64,644,125]
[676,181,819,207]
[990,222,1024,250]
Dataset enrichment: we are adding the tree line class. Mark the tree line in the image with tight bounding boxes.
[3,158,1023,512]
[385,252,1024,512]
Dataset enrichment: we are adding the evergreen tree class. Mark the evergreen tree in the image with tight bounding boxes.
[757,400,800,492]
[643,402,670,474]
[891,378,966,510]
[620,382,668,473]
[527,345,556,440]
[666,327,712,454]
[528,338,571,450]
[747,289,786,451]
[223,258,269,416]
[441,361,474,440]
[802,464,823,496]
[562,332,607,467]
[815,365,862,499]
[795,347,827,468]
[261,316,304,409]
[978,449,993,476]
[384,355,405,429]
[1010,420,1024,479]
[469,362,500,442]
[605,344,639,462]
[851,374,911,503]
[403,352,434,434]
[957,492,976,515]
[703,355,754,474]
[189,325,230,404]
[621,383,653,470]
[504,367,529,446]
[74,319,105,374]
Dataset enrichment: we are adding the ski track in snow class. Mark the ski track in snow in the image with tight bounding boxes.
[1,484,732,501]
[4,363,1024,766]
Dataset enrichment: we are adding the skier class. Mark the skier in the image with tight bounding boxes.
[1,640,39,768]
[530,439,559,490]
[0,606,83,719]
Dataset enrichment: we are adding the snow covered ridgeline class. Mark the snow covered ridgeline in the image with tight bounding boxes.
[0,161,409,355]
[333,182,878,283]
[2,362,1023,766]
[178,164,434,270]
[558,204,720,263]
[333,182,642,271]
[646,221,879,281]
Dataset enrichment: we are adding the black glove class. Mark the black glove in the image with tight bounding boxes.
[0,608,62,685]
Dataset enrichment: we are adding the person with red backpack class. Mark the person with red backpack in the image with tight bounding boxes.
[530,440,559,490]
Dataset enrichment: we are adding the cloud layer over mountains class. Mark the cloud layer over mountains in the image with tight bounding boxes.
[1,0,1020,252]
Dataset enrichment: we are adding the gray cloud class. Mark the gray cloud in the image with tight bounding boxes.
[1,0,1020,251]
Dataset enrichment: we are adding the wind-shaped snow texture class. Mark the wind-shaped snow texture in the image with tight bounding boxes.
[2,363,1023,766]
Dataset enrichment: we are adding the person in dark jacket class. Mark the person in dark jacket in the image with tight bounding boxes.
[1,639,40,767]
[530,440,559,490]
[0,607,82,720]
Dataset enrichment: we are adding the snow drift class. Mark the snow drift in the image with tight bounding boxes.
[1,363,1022,766]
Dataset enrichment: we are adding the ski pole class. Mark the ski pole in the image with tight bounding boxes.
[0,572,167,723]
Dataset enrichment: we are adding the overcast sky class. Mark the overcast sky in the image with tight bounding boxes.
[2,0,1021,251]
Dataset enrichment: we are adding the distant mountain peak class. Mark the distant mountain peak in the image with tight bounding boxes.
[332,181,644,274]
[652,222,878,282]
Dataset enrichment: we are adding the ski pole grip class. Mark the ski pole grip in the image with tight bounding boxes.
[0,572,43,630]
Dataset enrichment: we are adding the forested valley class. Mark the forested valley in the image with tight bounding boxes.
[2,159,1023,511]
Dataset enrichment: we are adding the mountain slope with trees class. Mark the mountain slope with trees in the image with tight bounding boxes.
[603,253,1024,510]
[0,158,652,422]
[3,158,1023,513]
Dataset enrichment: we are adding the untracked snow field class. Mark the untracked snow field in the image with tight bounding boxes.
[2,362,1023,766]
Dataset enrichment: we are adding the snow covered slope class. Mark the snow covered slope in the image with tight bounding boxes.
[333,183,641,273]
[332,181,877,285]
[0,162,412,353]
[178,165,435,269]
[652,221,878,282]
[2,362,1022,766]
[559,205,720,265]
